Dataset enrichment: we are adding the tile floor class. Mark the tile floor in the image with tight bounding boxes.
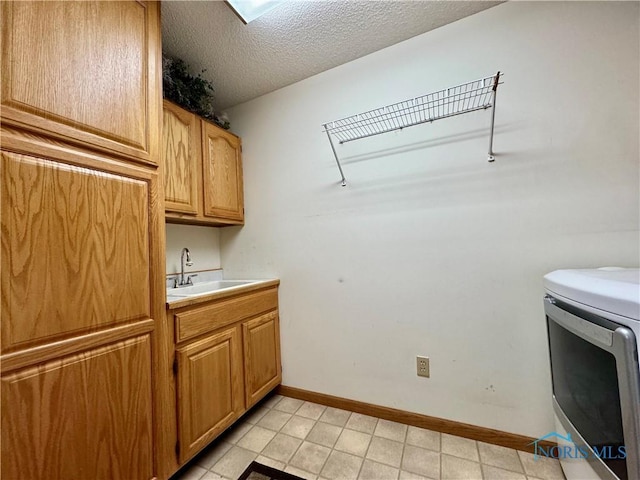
[172,394,565,480]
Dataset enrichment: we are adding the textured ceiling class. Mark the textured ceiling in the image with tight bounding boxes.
[161,1,501,110]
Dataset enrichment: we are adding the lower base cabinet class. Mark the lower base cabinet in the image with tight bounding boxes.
[176,326,244,463]
[243,311,282,409]
[170,283,281,468]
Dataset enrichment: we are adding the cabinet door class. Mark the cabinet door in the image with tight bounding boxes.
[176,326,244,463]
[0,144,163,480]
[201,121,244,224]
[162,101,200,214]
[243,311,282,409]
[0,1,161,165]
[1,151,152,352]
[1,335,154,480]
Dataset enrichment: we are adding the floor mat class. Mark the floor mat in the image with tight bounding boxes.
[237,461,305,480]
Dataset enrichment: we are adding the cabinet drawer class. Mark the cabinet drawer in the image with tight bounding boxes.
[174,288,278,343]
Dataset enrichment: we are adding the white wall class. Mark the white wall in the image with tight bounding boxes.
[165,224,221,274]
[221,2,640,438]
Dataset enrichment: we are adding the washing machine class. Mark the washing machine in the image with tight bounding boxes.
[543,267,640,480]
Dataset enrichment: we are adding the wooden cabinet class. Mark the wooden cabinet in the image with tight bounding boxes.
[243,311,282,409]
[1,2,164,479]
[162,101,244,226]
[0,151,153,353]
[176,326,244,463]
[0,1,161,166]
[201,121,244,223]
[168,284,281,469]
[0,140,163,480]
[2,335,154,480]
[162,101,200,214]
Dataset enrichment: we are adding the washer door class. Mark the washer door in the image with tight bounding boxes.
[545,296,640,480]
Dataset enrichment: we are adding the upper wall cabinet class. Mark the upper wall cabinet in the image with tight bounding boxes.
[0,1,161,166]
[201,121,244,224]
[162,101,200,215]
[162,101,244,226]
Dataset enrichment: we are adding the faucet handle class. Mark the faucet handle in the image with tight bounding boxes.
[186,274,198,285]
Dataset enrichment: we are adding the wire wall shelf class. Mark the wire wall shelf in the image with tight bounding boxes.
[322,71,502,186]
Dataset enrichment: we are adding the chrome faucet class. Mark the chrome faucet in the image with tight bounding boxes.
[175,247,197,287]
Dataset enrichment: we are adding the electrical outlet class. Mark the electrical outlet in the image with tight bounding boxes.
[417,356,430,378]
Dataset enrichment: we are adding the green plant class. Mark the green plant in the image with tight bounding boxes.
[162,54,230,130]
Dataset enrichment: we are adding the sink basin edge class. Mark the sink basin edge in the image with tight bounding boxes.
[166,279,278,307]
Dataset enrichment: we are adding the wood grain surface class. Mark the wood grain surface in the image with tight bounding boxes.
[243,311,282,409]
[176,326,244,464]
[1,334,154,480]
[162,101,200,215]
[165,285,281,475]
[0,319,154,374]
[0,2,165,478]
[174,287,278,343]
[1,151,150,352]
[201,120,244,223]
[0,1,160,165]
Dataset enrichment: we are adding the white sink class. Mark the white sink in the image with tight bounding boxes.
[167,280,256,298]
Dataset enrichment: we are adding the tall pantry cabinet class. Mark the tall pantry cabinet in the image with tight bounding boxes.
[0,3,166,479]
